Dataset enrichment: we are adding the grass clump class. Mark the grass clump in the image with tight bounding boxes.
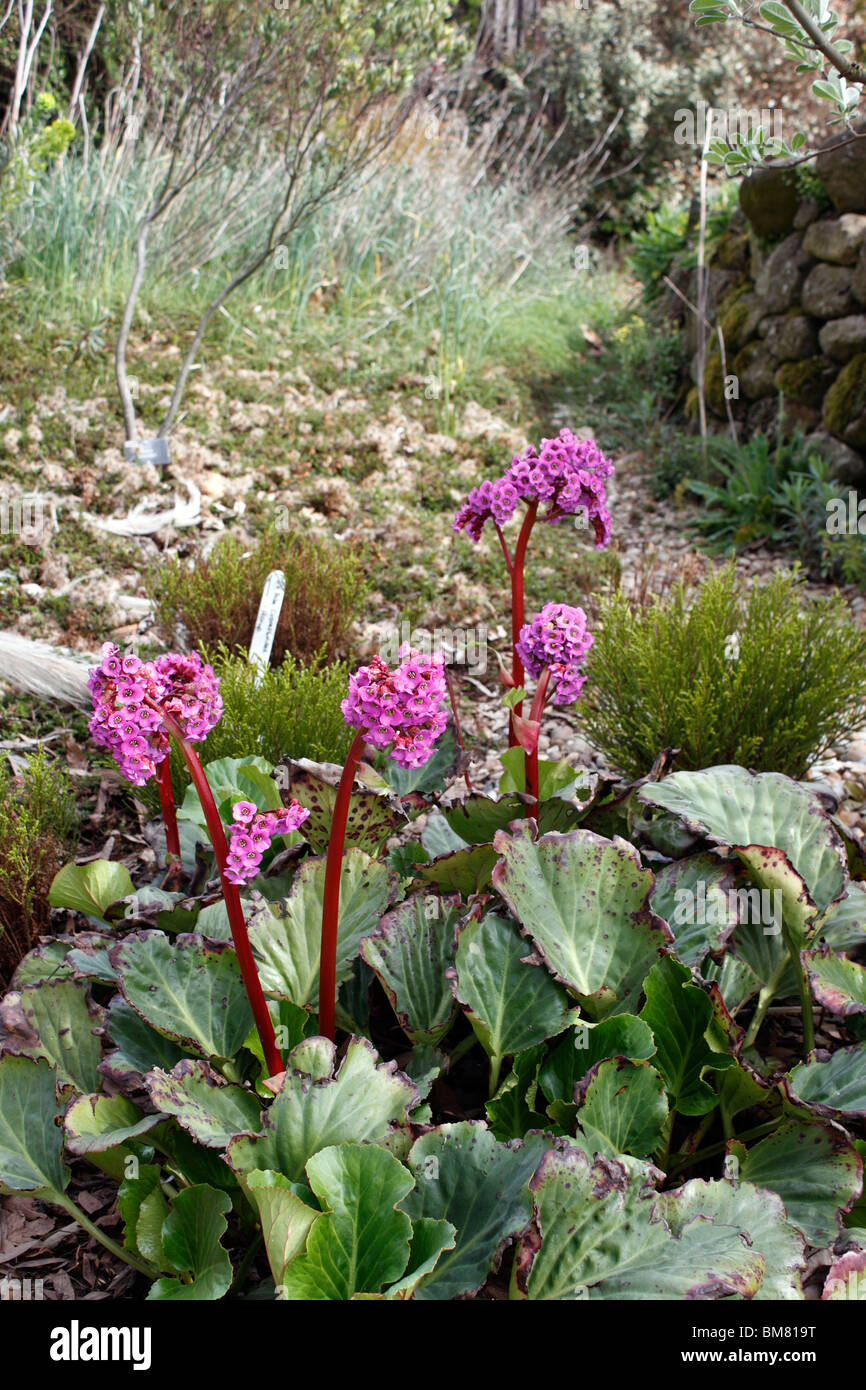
[580,564,866,780]
[149,529,368,666]
[0,750,78,981]
[154,647,354,807]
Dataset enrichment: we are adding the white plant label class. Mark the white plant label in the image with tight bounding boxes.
[249,570,285,684]
[124,438,171,465]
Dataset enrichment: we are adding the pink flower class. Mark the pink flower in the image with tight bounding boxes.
[453,428,613,547]
[516,604,594,706]
[223,799,310,888]
[341,645,448,769]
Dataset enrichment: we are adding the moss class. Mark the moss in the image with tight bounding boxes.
[714,230,749,271]
[823,353,866,444]
[684,385,700,420]
[775,357,838,409]
[718,299,755,354]
[702,349,729,417]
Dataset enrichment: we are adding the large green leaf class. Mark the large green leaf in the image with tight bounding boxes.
[444,794,528,845]
[385,1218,457,1300]
[247,1170,320,1288]
[514,1145,765,1300]
[491,823,671,1018]
[657,1178,805,1301]
[812,883,866,951]
[248,850,398,1008]
[111,931,253,1059]
[16,980,103,1094]
[147,1185,233,1301]
[226,1037,417,1183]
[785,1045,866,1120]
[650,853,738,965]
[637,766,847,915]
[728,1111,862,1245]
[64,1093,165,1156]
[0,1056,68,1196]
[281,1144,415,1299]
[803,948,866,1016]
[401,1123,548,1301]
[360,895,459,1046]
[101,996,190,1082]
[48,859,135,921]
[486,1046,552,1141]
[639,955,733,1115]
[452,913,572,1088]
[178,755,282,832]
[145,1060,262,1149]
[574,1059,668,1159]
[417,844,499,895]
[538,1016,656,1111]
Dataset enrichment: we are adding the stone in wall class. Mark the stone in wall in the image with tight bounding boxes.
[802,214,866,265]
[818,315,866,364]
[739,166,800,235]
[823,353,866,447]
[801,263,858,318]
[816,124,866,214]
[759,312,818,361]
[754,232,812,312]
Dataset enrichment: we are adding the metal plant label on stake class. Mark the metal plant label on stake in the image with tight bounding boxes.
[249,570,286,684]
[124,438,171,466]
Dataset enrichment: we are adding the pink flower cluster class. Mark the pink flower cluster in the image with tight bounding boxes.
[224,800,310,885]
[88,643,223,785]
[516,604,594,706]
[341,645,448,768]
[453,428,613,546]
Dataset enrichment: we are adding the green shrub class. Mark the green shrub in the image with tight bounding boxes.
[149,528,368,667]
[0,750,78,980]
[580,564,866,780]
[152,647,354,809]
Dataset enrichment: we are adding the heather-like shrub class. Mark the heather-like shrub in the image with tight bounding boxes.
[0,749,77,979]
[149,529,367,666]
[580,564,866,779]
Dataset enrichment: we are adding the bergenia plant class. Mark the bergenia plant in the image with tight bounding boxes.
[87,642,305,1078]
[318,644,448,1040]
[453,428,612,744]
[514,603,594,811]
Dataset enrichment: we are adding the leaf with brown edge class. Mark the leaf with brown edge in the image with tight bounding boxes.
[491,821,672,1019]
[514,1143,765,1301]
[823,1248,866,1299]
[145,1059,262,1149]
[803,946,866,1016]
[417,843,499,896]
[276,756,404,854]
[360,895,460,1046]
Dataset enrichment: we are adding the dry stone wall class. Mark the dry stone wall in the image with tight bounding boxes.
[668,145,866,484]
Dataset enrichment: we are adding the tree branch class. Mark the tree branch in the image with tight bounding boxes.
[782,0,866,82]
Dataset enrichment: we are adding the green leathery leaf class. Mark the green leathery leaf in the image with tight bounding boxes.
[178,755,280,832]
[444,794,528,845]
[811,883,866,951]
[659,1178,805,1301]
[360,895,459,1046]
[101,996,190,1082]
[417,843,499,895]
[491,822,672,1018]
[282,758,401,855]
[111,931,254,1059]
[226,1036,418,1184]
[145,1059,262,1149]
[385,1218,458,1299]
[649,852,739,965]
[486,1045,552,1141]
[452,912,572,1086]
[639,955,733,1115]
[401,1122,549,1301]
[48,858,135,921]
[64,1093,165,1155]
[137,1187,176,1273]
[17,979,103,1095]
[280,1144,414,1299]
[0,1055,68,1196]
[515,1144,764,1300]
[117,1163,163,1261]
[728,1110,862,1245]
[803,947,866,1016]
[784,1045,866,1120]
[574,1059,668,1159]
[637,766,847,915]
[148,1184,233,1300]
[248,850,398,1008]
[11,940,74,987]
[246,1170,319,1288]
[538,1016,656,1107]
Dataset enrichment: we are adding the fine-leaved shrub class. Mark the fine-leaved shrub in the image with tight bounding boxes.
[580,564,866,779]
[0,749,78,979]
[149,529,368,666]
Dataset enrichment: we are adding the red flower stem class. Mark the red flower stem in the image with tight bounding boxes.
[508,501,538,748]
[319,729,366,1043]
[156,757,181,866]
[444,667,472,794]
[147,700,282,1077]
[494,524,514,575]
[525,667,551,815]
